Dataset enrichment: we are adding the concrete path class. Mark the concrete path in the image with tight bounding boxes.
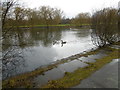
[73,59,119,88]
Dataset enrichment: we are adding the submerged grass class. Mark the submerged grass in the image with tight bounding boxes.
[2,47,100,88]
[42,47,119,88]
[3,42,120,88]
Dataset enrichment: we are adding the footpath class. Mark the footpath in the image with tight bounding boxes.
[73,58,119,88]
[72,45,120,88]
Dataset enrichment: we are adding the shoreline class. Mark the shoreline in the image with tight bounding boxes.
[5,24,91,29]
[3,47,97,81]
[2,47,100,88]
[42,46,119,88]
[2,43,120,88]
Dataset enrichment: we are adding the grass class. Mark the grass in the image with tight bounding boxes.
[2,47,100,88]
[42,47,119,88]
[6,24,91,28]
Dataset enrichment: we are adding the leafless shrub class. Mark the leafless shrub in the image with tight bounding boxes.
[91,8,119,47]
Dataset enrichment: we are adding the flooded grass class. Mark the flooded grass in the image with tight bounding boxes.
[42,47,119,88]
[2,47,100,88]
[3,43,119,88]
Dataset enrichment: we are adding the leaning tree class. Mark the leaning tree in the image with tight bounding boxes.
[91,8,119,47]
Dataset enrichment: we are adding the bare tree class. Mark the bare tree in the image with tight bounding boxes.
[2,0,16,39]
[13,7,26,26]
[38,6,63,27]
[91,8,119,47]
[1,0,27,80]
[72,12,91,26]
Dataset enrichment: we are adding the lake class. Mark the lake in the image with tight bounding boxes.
[2,27,95,79]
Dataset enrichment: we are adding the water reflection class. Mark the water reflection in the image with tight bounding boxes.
[3,27,95,79]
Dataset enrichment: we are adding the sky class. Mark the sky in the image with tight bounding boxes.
[20,0,119,18]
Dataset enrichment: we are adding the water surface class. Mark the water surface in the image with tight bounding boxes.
[3,27,95,79]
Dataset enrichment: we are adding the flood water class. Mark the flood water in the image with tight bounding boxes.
[2,27,95,79]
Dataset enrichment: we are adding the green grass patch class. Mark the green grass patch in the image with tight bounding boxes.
[7,24,72,28]
[42,47,119,88]
[6,24,91,28]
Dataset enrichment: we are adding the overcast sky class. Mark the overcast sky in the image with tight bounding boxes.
[20,0,119,18]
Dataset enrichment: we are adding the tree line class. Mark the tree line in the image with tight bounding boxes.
[2,0,119,45]
[5,6,63,27]
[2,0,92,28]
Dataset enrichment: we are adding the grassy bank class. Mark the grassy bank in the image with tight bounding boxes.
[7,24,91,28]
[42,47,119,88]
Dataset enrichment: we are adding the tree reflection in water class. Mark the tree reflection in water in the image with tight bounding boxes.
[2,27,94,79]
[2,27,63,79]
